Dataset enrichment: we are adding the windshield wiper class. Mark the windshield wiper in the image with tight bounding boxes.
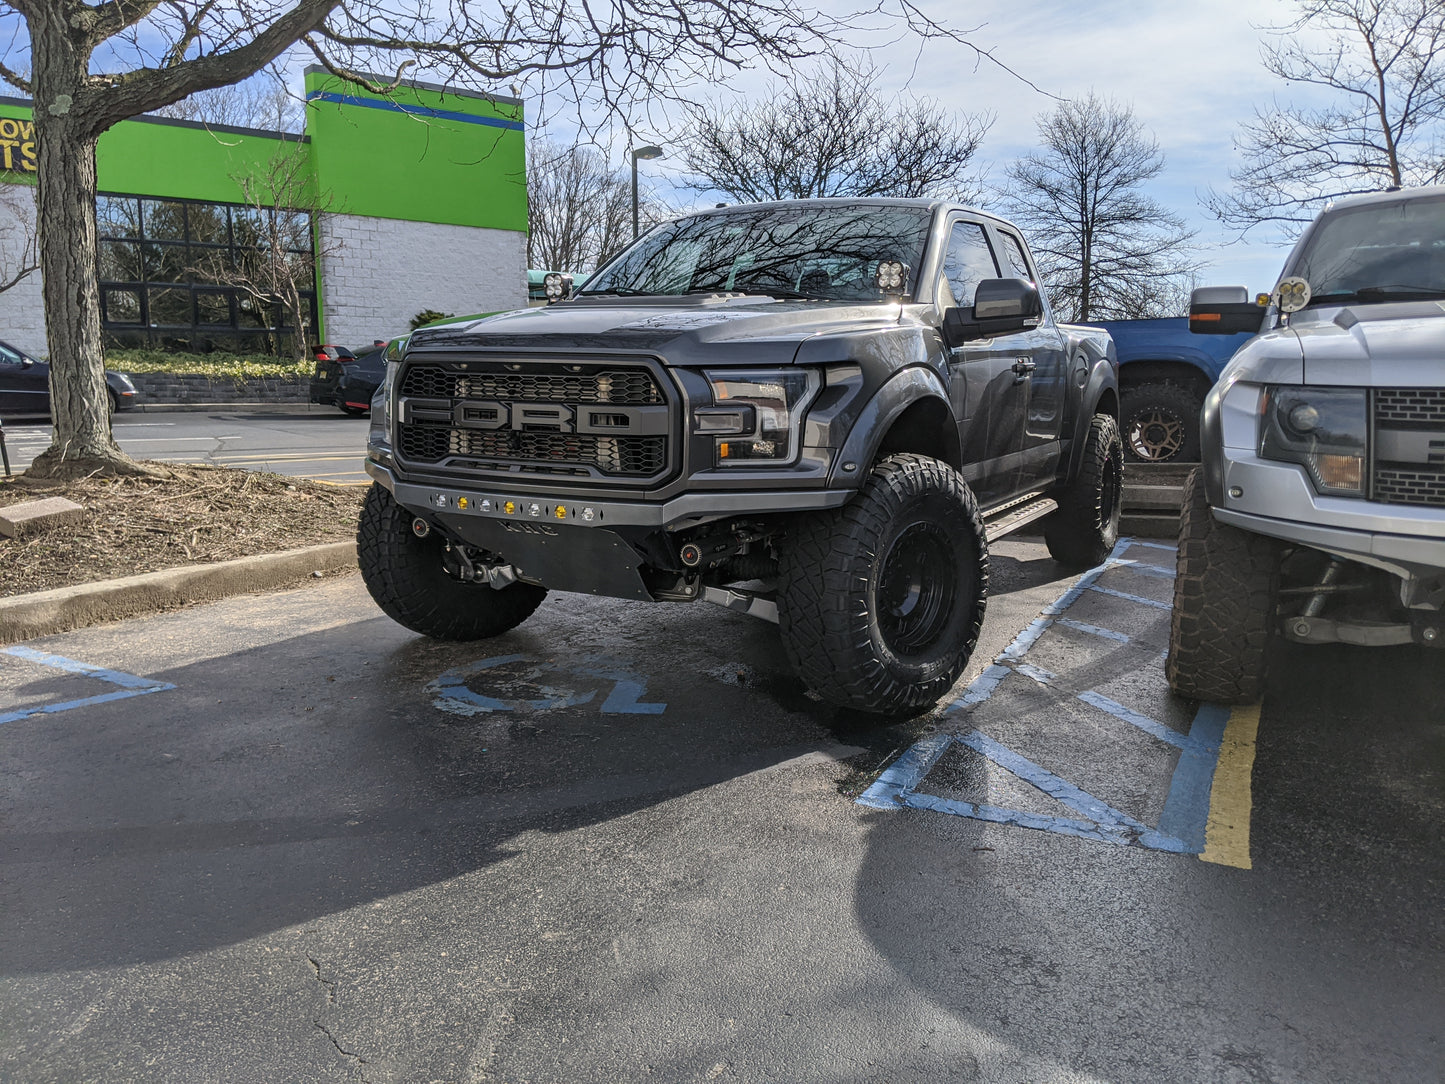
[1354,285,1445,300]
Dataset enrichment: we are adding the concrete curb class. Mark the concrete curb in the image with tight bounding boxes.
[0,541,358,645]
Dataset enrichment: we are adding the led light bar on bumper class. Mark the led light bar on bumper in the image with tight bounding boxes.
[1259,385,1367,496]
[701,368,820,467]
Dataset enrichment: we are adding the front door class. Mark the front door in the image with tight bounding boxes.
[938,217,1031,506]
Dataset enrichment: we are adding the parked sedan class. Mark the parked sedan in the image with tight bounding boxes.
[0,339,139,417]
[310,342,385,416]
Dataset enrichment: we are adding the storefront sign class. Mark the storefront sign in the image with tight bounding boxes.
[0,117,37,173]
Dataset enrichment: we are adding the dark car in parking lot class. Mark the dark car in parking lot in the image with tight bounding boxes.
[0,339,139,417]
[310,342,386,416]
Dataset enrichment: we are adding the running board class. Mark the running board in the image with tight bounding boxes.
[982,494,1058,543]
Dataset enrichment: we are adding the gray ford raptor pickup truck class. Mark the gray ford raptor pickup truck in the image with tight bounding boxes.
[1171,186,1445,703]
[358,198,1121,714]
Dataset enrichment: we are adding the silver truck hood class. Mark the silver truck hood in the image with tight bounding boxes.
[1289,301,1445,386]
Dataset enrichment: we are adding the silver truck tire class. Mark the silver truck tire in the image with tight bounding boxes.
[1166,468,1279,703]
[357,483,547,640]
[1044,413,1123,569]
[777,453,988,715]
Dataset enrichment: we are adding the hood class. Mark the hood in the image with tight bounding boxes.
[1289,301,1445,386]
[406,295,905,367]
[1220,325,1305,387]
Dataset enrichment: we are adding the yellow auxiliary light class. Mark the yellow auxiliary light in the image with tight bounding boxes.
[503,501,516,515]
[457,497,468,510]
[555,505,567,520]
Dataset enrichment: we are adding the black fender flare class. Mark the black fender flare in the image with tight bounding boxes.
[1063,355,1120,482]
[825,367,958,488]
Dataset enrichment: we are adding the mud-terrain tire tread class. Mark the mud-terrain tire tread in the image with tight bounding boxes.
[777,453,988,716]
[1044,412,1123,569]
[1121,381,1201,463]
[357,482,546,640]
[1166,467,1279,703]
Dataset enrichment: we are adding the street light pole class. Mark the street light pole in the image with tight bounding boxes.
[630,145,664,239]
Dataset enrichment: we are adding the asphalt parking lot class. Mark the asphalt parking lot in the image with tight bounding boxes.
[1,535,1441,1083]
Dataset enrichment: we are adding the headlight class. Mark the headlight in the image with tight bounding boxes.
[699,368,820,467]
[369,360,399,451]
[1259,385,1367,496]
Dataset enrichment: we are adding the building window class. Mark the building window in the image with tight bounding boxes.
[96,194,317,354]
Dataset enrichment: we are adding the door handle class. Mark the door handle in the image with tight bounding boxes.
[1011,357,1036,382]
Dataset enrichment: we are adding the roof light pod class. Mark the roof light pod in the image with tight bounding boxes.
[875,259,908,297]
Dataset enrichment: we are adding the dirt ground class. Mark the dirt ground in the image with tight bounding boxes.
[0,465,365,598]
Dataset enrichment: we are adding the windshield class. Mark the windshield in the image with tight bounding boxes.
[1292,194,1445,304]
[580,204,933,302]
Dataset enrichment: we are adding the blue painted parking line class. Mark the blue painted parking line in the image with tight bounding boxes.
[859,538,1235,860]
[1057,618,1131,643]
[0,646,175,726]
[1075,690,1189,749]
[1088,584,1172,609]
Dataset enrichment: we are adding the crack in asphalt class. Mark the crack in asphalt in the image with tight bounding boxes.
[309,957,371,1081]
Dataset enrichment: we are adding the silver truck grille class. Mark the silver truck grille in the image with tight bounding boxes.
[1373,388,1445,507]
[396,360,674,482]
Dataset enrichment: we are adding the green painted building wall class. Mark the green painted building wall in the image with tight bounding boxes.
[303,68,528,232]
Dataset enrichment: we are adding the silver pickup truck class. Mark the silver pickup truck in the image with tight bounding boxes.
[1168,186,1445,702]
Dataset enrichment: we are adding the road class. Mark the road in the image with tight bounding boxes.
[2,536,1440,1083]
[1,409,372,484]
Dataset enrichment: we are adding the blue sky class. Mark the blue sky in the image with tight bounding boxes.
[605,0,1313,295]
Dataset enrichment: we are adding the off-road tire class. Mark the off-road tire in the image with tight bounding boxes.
[777,453,988,715]
[1044,413,1123,569]
[1121,382,1201,463]
[1166,468,1279,703]
[357,482,546,640]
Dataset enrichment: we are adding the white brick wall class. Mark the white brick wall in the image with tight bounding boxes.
[0,183,46,357]
[318,213,526,347]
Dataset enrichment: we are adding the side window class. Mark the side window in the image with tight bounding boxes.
[997,231,1034,282]
[940,221,999,309]
[0,342,23,366]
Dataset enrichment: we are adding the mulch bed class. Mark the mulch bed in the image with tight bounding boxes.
[0,464,365,598]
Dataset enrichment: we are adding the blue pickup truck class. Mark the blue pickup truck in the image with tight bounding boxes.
[1085,317,1253,462]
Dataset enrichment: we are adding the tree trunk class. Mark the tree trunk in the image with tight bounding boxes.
[25,17,147,478]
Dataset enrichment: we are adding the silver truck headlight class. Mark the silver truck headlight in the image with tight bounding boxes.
[701,368,820,466]
[1259,385,1367,496]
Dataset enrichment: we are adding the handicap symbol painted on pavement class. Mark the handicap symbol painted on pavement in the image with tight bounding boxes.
[426,654,667,717]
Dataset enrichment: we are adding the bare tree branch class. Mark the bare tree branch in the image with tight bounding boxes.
[996,93,1200,322]
[677,56,990,203]
[1206,0,1445,239]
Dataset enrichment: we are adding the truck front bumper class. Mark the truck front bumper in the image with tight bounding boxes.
[364,458,856,601]
[1211,452,1445,589]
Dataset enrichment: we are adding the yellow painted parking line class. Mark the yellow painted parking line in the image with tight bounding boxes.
[1200,703,1261,869]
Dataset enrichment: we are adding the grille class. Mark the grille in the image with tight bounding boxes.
[401,364,663,405]
[1375,388,1445,425]
[1374,467,1445,506]
[397,360,673,480]
[400,425,666,476]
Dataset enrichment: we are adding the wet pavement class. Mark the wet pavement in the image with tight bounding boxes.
[1,535,1440,1083]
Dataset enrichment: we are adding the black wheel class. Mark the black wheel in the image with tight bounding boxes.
[340,405,367,417]
[1044,412,1123,569]
[107,389,119,414]
[357,483,546,640]
[777,453,988,715]
[1121,382,1201,463]
[1166,468,1280,703]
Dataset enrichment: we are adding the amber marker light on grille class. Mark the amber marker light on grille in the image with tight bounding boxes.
[719,442,731,459]
[1315,454,1363,491]
[457,497,468,510]
[503,501,515,514]
[555,505,567,519]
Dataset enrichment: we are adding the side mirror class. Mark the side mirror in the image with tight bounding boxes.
[20,357,34,368]
[1189,286,1263,335]
[942,278,1042,346]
